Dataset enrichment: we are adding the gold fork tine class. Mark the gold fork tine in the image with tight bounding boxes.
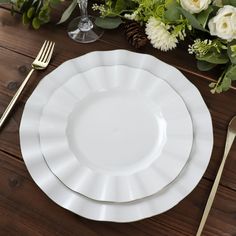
[35,40,48,61]
[38,40,50,61]
[42,41,54,63]
[45,42,55,64]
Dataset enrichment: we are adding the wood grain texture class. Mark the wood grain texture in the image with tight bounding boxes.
[0,46,54,157]
[0,5,235,236]
[0,151,235,236]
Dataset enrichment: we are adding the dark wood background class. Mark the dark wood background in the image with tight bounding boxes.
[0,5,235,236]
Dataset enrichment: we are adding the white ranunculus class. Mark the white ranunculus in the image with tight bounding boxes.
[208,5,236,41]
[180,0,211,14]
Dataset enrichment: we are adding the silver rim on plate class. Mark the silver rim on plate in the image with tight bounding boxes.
[38,64,193,202]
[20,50,213,222]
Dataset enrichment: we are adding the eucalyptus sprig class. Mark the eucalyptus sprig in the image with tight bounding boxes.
[209,64,236,93]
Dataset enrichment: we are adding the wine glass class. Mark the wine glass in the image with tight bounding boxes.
[67,0,104,43]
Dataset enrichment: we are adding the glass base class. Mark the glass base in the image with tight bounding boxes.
[67,16,104,43]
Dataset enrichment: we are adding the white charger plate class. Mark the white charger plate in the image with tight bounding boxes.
[20,50,213,222]
[39,65,193,202]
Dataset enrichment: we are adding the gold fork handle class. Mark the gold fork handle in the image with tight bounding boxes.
[0,68,35,129]
[196,131,235,236]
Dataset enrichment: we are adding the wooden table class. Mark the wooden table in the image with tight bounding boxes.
[0,5,235,236]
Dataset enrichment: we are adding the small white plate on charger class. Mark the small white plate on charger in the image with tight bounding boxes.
[20,50,213,222]
[39,65,193,202]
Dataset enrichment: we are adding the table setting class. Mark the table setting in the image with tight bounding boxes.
[0,0,236,235]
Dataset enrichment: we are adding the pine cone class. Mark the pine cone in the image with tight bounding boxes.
[124,21,148,49]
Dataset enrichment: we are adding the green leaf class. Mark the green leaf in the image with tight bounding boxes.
[0,0,11,3]
[164,0,181,21]
[57,0,77,24]
[22,12,30,24]
[215,86,223,93]
[225,64,236,81]
[211,5,220,15]
[227,40,236,64]
[197,50,229,64]
[27,6,35,18]
[220,76,231,91]
[32,16,41,29]
[179,7,207,32]
[222,0,229,4]
[197,60,217,71]
[95,16,122,29]
[34,0,42,14]
[49,0,60,6]
[20,0,34,13]
[38,12,50,23]
[38,7,50,22]
[230,0,236,5]
[197,6,213,28]
[222,0,236,6]
[165,0,173,7]
[213,65,236,93]
[114,0,126,13]
[126,0,137,9]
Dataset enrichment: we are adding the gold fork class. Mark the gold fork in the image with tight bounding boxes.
[196,116,236,235]
[0,40,55,129]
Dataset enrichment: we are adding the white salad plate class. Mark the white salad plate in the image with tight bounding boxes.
[20,50,213,222]
[38,65,193,202]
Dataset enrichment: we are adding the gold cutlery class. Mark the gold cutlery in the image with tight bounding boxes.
[196,116,236,236]
[0,40,55,129]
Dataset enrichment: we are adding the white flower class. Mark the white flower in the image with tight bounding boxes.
[188,39,212,56]
[145,17,178,51]
[208,5,236,41]
[92,4,106,16]
[180,0,211,14]
[124,11,139,21]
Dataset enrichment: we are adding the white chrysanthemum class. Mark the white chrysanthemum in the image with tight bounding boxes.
[145,17,178,51]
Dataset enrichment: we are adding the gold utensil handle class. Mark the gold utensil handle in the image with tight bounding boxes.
[196,131,235,236]
[0,68,35,129]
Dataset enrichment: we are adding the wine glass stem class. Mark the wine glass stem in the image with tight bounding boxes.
[78,0,93,32]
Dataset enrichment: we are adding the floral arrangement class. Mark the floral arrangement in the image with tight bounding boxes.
[92,0,236,93]
[2,0,236,93]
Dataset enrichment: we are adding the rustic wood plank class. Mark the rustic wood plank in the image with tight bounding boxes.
[0,150,235,236]
[0,47,55,101]
[0,94,22,158]
[0,46,55,157]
